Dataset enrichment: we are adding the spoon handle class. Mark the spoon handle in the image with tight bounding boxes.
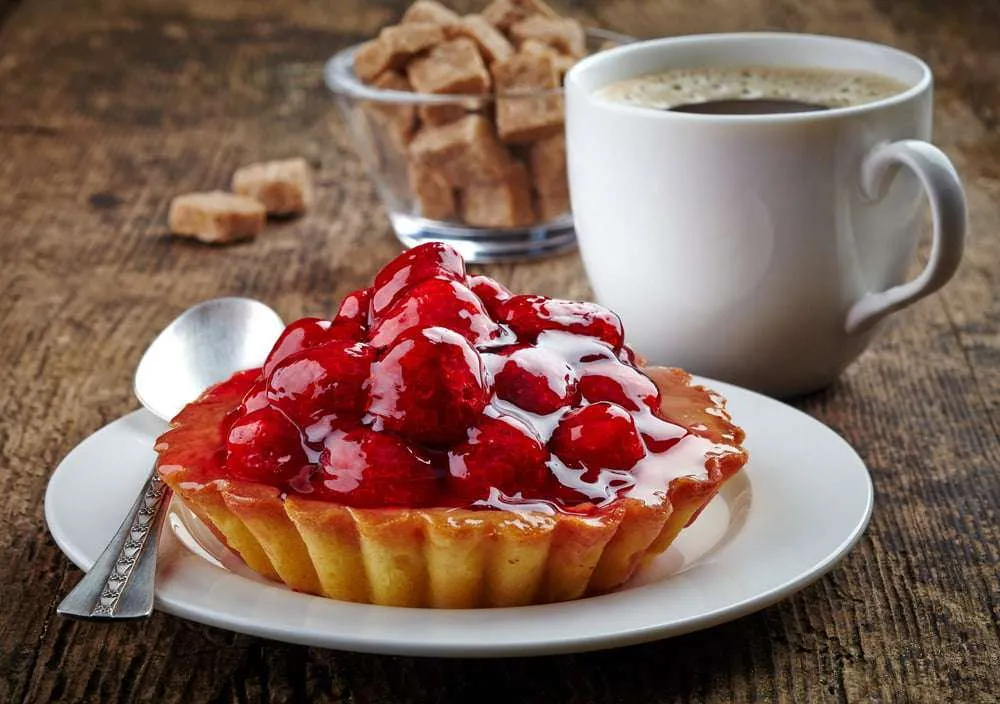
[57,465,171,620]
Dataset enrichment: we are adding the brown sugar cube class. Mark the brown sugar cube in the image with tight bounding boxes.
[380,22,446,68]
[446,15,514,63]
[528,133,567,195]
[409,114,512,185]
[354,23,445,82]
[407,38,492,95]
[367,70,417,143]
[491,52,563,143]
[461,162,535,227]
[232,158,314,216]
[535,189,570,221]
[509,16,586,58]
[520,38,576,79]
[168,191,266,243]
[354,40,394,83]
[409,163,457,220]
[482,0,557,31]
[381,22,446,58]
[402,0,461,26]
[419,102,470,127]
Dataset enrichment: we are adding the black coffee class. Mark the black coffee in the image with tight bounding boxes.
[595,66,906,114]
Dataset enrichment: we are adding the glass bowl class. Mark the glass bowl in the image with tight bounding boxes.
[325,28,633,263]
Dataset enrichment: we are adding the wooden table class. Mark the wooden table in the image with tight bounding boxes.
[2,0,998,701]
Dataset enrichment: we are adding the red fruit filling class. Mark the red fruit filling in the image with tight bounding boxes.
[207,243,706,512]
[448,414,551,504]
[333,288,371,327]
[550,402,645,477]
[367,326,489,447]
[368,278,503,349]
[494,347,579,415]
[262,317,333,377]
[370,242,465,315]
[266,340,375,427]
[226,407,308,484]
[311,427,439,507]
[498,295,624,349]
[467,274,511,317]
[578,361,661,413]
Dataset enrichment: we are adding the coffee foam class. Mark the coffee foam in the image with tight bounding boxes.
[595,66,906,111]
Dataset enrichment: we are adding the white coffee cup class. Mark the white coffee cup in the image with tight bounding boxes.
[565,33,966,397]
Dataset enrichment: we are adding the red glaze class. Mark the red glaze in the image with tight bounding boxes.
[226,406,309,484]
[494,347,579,415]
[370,242,465,315]
[333,288,371,328]
[266,340,375,427]
[498,295,624,349]
[467,274,511,317]
[326,320,366,343]
[550,402,645,477]
[240,377,269,415]
[262,317,332,377]
[447,414,551,504]
[367,326,489,447]
[197,246,714,512]
[311,427,439,507]
[578,361,660,413]
[368,278,502,349]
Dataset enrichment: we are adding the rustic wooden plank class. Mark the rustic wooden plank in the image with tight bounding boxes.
[1,0,998,702]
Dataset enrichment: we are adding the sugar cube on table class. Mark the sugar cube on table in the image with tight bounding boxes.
[168,191,266,244]
[232,157,314,216]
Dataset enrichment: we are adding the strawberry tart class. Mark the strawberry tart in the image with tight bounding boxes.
[155,243,747,608]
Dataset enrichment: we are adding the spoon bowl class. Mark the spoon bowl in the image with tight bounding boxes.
[135,297,286,422]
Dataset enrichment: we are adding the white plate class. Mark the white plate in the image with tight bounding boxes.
[44,377,872,657]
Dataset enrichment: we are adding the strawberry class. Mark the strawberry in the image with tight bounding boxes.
[262,317,332,377]
[325,320,366,343]
[266,340,375,427]
[333,287,372,328]
[311,427,440,507]
[549,402,645,475]
[467,274,512,318]
[498,295,624,349]
[226,407,309,485]
[493,347,579,415]
[367,326,489,446]
[368,278,502,349]
[370,242,466,315]
[447,414,551,504]
[578,361,661,413]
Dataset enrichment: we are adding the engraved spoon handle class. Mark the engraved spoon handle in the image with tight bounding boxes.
[57,465,171,620]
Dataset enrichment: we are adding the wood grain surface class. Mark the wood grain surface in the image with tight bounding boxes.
[1,0,998,702]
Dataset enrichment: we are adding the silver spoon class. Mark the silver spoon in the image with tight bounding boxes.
[57,297,285,620]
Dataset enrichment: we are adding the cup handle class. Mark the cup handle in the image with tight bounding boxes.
[845,140,966,335]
